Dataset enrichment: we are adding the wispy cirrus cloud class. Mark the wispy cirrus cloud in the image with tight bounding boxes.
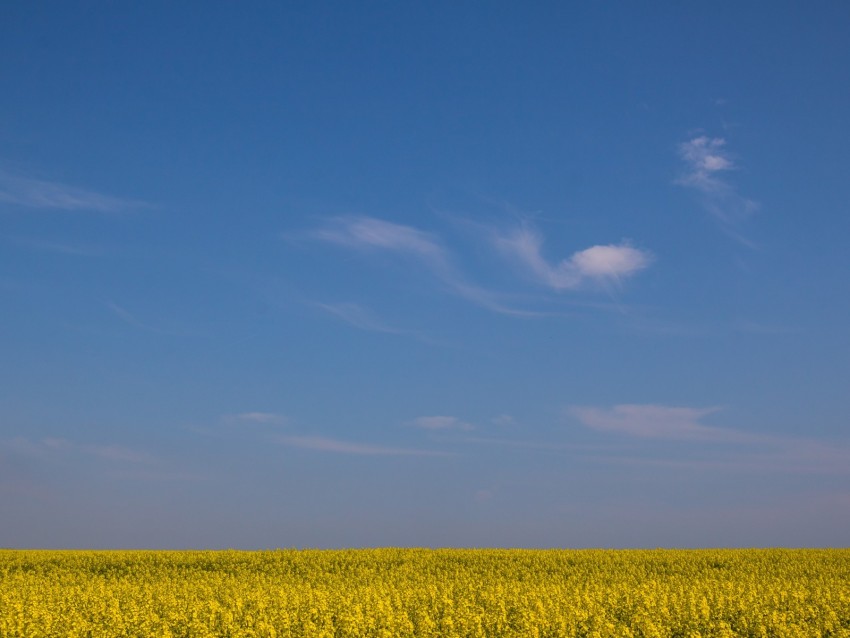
[299,216,651,315]
[313,301,447,345]
[493,224,652,290]
[677,136,759,244]
[411,416,474,431]
[277,435,451,457]
[107,302,167,334]
[679,136,735,184]
[311,216,444,260]
[315,302,407,334]
[227,412,288,425]
[8,236,105,256]
[0,170,148,213]
[568,404,850,474]
[44,438,154,463]
[2,437,205,485]
[302,216,538,316]
[8,436,154,464]
[106,302,197,337]
[569,404,728,441]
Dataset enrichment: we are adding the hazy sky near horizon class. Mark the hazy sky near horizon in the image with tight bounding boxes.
[2,2,850,549]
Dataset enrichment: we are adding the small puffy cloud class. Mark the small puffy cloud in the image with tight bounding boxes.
[570,244,653,279]
[494,225,652,290]
[411,416,474,431]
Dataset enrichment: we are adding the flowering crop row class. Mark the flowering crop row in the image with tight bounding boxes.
[1,548,848,637]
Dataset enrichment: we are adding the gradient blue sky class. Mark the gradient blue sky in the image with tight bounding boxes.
[2,2,849,549]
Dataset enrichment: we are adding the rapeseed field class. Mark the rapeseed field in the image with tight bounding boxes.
[1,548,848,637]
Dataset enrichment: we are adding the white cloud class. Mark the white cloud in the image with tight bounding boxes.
[0,170,147,213]
[494,224,652,290]
[570,244,652,279]
[302,216,651,314]
[277,435,450,456]
[569,404,726,441]
[677,135,759,240]
[411,416,474,431]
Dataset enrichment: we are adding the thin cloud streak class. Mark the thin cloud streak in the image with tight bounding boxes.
[228,412,288,425]
[314,302,407,335]
[302,216,540,316]
[569,404,850,474]
[450,434,616,456]
[107,302,166,334]
[411,416,474,431]
[8,236,105,256]
[277,435,452,457]
[2,437,205,486]
[73,442,153,464]
[677,135,759,244]
[7,436,154,464]
[0,170,148,213]
[587,445,850,476]
[106,302,197,337]
[313,301,452,347]
[310,216,443,259]
[106,469,208,482]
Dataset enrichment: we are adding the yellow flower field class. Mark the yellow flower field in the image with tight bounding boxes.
[1,548,848,637]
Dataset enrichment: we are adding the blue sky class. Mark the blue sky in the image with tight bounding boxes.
[2,2,849,549]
